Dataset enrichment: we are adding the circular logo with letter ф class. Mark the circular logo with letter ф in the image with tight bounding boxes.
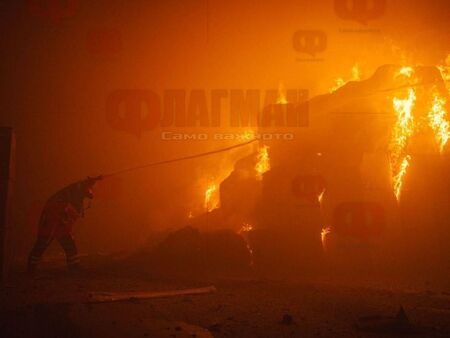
[334,0,386,25]
[292,30,327,57]
[106,90,161,138]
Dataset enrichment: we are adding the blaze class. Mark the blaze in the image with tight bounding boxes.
[321,227,331,252]
[389,64,450,199]
[330,63,361,92]
[255,145,270,179]
[437,53,450,92]
[204,183,219,212]
[396,66,414,78]
[276,82,288,105]
[427,90,449,153]
[393,155,411,200]
[389,65,416,201]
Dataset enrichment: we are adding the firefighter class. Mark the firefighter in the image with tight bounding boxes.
[27,176,102,273]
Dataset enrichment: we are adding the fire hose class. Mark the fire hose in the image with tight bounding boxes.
[98,138,258,180]
[89,81,436,180]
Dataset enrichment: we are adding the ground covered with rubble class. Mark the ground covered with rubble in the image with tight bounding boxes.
[1,255,450,338]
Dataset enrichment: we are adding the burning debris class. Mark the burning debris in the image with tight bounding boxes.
[428,90,450,153]
[204,183,219,212]
[255,145,271,180]
[330,63,361,93]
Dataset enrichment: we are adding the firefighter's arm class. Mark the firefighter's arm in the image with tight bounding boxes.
[83,175,103,199]
[62,203,79,224]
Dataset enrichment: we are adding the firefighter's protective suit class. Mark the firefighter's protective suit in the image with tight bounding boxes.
[27,177,100,273]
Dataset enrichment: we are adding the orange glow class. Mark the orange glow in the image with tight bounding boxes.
[428,89,449,153]
[204,183,219,212]
[238,223,254,266]
[239,222,253,234]
[321,227,331,252]
[390,65,416,201]
[276,82,288,104]
[318,190,325,203]
[255,145,270,180]
[330,63,361,92]
[396,66,414,78]
[241,129,256,140]
[438,54,450,92]
[393,155,411,200]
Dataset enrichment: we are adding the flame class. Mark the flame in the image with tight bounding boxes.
[255,145,270,179]
[321,227,331,252]
[351,63,361,80]
[188,211,194,219]
[241,129,256,140]
[389,64,450,199]
[389,65,416,201]
[204,183,219,212]
[318,190,325,203]
[239,222,253,233]
[396,66,414,78]
[428,90,450,153]
[238,223,254,266]
[276,82,288,104]
[393,155,411,200]
[437,53,450,92]
[330,63,361,92]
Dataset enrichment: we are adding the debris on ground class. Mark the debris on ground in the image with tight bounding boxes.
[88,286,217,304]
[356,306,416,334]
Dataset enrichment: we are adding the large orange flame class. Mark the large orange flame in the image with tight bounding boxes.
[204,183,219,212]
[427,89,449,153]
[255,145,270,180]
[390,67,416,201]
